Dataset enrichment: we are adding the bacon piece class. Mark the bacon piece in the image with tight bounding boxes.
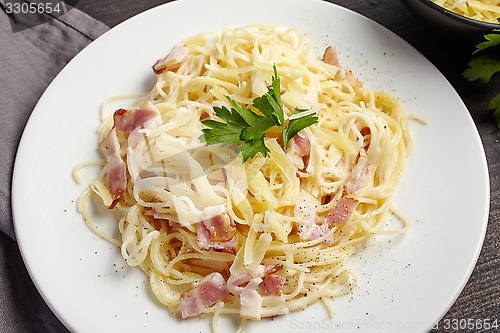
[203,208,236,241]
[323,46,340,67]
[295,192,358,242]
[180,272,228,319]
[287,132,311,171]
[197,206,238,254]
[294,191,322,241]
[229,264,283,289]
[345,155,368,195]
[293,133,311,156]
[360,126,371,137]
[200,111,210,121]
[229,272,253,288]
[259,274,285,296]
[197,224,238,254]
[113,108,161,133]
[360,127,371,149]
[226,263,283,318]
[98,129,127,208]
[306,218,332,242]
[152,44,189,74]
[262,264,282,276]
[306,198,359,242]
[294,133,311,170]
[323,198,359,225]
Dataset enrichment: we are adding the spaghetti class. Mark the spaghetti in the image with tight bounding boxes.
[77,24,413,328]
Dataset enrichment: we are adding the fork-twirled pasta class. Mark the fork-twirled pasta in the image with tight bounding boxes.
[77,24,413,329]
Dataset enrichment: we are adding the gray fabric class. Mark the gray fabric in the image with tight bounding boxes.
[0,7,109,240]
[0,232,69,332]
[0,7,108,332]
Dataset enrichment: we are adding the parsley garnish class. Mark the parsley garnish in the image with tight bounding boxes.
[463,55,500,84]
[201,65,319,161]
[463,23,500,127]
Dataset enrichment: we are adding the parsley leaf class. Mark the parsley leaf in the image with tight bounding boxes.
[201,65,319,162]
[284,110,319,148]
[463,26,500,127]
[463,55,500,84]
[201,119,243,145]
[487,93,500,127]
[251,66,285,126]
[239,137,269,162]
[473,29,500,55]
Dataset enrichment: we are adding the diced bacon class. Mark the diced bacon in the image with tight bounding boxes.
[293,133,311,156]
[295,192,358,242]
[360,126,371,137]
[197,223,238,254]
[228,264,283,289]
[200,111,210,121]
[323,198,359,225]
[203,207,236,241]
[307,219,332,242]
[227,263,283,318]
[197,206,238,254]
[287,132,311,171]
[301,197,359,243]
[262,264,282,276]
[229,272,253,288]
[360,127,371,149]
[294,191,321,240]
[153,44,189,74]
[180,272,228,319]
[98,129,127,208]
[323,46,340,67]
[345,156,368,195]
[113,108,161,133]
[259,274,285,296]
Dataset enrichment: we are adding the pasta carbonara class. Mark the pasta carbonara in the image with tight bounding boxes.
[432,0,500,24]
[76,25,413,329]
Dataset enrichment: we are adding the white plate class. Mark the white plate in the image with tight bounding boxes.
[12,0,490,332]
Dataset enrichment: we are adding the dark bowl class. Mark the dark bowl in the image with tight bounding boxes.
[400,0,499,41]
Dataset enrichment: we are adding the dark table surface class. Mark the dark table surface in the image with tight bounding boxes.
[4,0,499,332]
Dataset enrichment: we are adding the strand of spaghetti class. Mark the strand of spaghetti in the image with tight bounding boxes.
[72,159,104,184]
[76,188,121,246]
[100,93,148,121]
[321,297,336,317]
[233,318,247,333]
[212,301,225,333]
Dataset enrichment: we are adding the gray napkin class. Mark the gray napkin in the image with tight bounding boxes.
[0,7,108,240]
[0,7,108,333]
